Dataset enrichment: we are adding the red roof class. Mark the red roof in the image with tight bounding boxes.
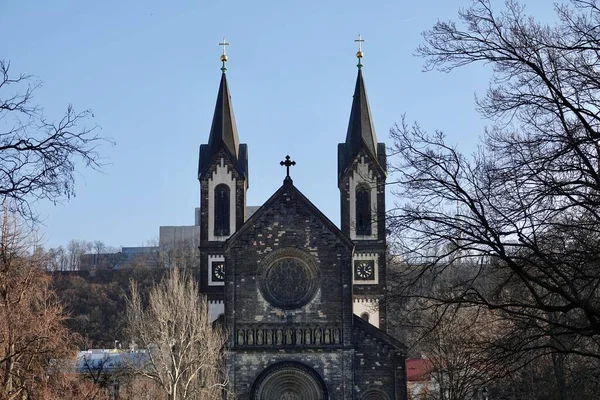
[406,358,434,381]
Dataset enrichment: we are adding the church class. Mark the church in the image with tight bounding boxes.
[196,39,407,400]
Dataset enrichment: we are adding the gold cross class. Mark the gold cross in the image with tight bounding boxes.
[219,38,230,57]
[355,34,364,53]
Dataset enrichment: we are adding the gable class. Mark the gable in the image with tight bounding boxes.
[198,144,248,182]
[353,315,406,351]
[225,181,354,251]
[338,145,387,184]
[223,181,355,333]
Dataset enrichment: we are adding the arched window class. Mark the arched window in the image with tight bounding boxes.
[362,389,391,400]
[214,184,230,236]
[360,312,370,322]
[356,185,371,235]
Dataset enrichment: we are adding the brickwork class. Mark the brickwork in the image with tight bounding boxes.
[353,316,407,400]
[198,148,247,299]
[339,147,389,331]
[221,182,406,399]
[227,350,355,399]
[224,183,354,341]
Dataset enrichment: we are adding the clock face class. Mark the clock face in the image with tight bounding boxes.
[212,262,225,282]
[354,260,375,281]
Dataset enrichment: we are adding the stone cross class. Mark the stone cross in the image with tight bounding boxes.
[280,155,296,183]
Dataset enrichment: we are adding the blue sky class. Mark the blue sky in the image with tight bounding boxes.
[0,0,555,249]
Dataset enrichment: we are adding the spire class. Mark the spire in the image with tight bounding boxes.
[207,42,240,161]
[344,59,378,161]
[199,40,248,182]
[338,35,384,178]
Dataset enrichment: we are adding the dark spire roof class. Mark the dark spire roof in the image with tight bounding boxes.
[198,72,248,183]
[207,72,240,160]
[338,68,386,179]
[345,68,378,161]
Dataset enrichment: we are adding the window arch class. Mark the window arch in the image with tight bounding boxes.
[362,389,390,400]
[360,312,370,323]
[356,185,371,235]
[251,361,328,400]
[214,184,230,236]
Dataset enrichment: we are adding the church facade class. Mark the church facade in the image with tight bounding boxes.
[196,48,407,399]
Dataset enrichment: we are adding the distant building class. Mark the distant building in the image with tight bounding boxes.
[80,246,159,270]
[406,358,437,399]
[80,206,261,271]
[64,349,148,399]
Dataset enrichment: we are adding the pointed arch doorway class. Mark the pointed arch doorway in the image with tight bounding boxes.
[251,361,328,400]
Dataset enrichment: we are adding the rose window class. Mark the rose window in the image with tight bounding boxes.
[259,252,318,309]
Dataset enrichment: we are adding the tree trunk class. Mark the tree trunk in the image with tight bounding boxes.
[552,352,568,400]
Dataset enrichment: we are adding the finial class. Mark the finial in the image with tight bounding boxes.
[355,34,365,68]
[280,155,296,184]
[219,38,230,72]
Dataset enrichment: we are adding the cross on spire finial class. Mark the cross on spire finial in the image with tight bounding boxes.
[219,38,230,72]
[280,155,296,184]
[355,34,365,68]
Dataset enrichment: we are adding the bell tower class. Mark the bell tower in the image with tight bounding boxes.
[338,35,388,331]
[198,40,248,316]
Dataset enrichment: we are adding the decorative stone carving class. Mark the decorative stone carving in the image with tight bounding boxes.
[362,389,392,400]
[295,328,303,344]
[266,329,273,345]
[257,248,319,310]
[236,325,342,347]
[251,361,328,400]
[305,329,312,345]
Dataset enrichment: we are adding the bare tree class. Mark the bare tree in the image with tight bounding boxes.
[44,369,111,400]
[118,375,164,400]
[159,238,199,269]
[389,0,600,364]
[78,352,123,398]
[415,303,498,400]
[0,60,111,221]
[125,269,227,400]
[92,240,107,256]
[0,212,80,398]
